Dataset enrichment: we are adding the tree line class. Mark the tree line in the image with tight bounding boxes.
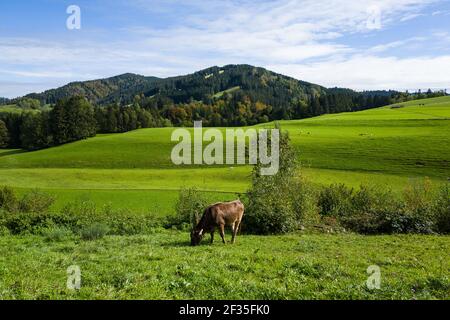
[0,88,447,151]
[0,97,96,150]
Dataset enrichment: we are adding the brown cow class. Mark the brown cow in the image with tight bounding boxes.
[190,200,244,246]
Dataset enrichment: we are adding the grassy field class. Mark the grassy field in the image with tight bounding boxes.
[0,105,21,114]
[0,96,449,213]
[0,232,448,300]
[213,86,241,98]
[0,97,449,300]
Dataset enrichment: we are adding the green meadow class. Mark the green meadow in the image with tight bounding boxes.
[0,96,449,300]
[0,96,449,213]
[0,232,448,299]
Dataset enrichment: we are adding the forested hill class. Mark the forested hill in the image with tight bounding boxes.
[0,97,10,105]
[19,64,421,123]
[26,73,162,105]
[25,65,327,106]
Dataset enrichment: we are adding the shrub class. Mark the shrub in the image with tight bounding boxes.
[80,223,109,240]
[337,181,443,234]
[105,206,160,235]
[0,186,18,212]
[19,189,55,213]
[245,181,297,234]
[398,179,436,234]
[318,184,353,217]
[42,226,73,242]
[58,199,107,232]
[432,183,450,234]
[339,185,399,234]
[1,211,55,235]
[168,188,209,230]
[245,127,316,234]
[0,195,164,236]
[291,178,320,227]
[0,224,10,236]
[59,200,161,235]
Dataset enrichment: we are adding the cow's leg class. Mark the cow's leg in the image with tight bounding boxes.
[210,231,214,244]
[219,224,226,244]
[231,220,240,244]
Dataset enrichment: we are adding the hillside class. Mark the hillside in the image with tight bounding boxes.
[4,65,440,151]
[0,96,448,212]
[22,65,402,114]
[0,97,10,105]
[26,73,161,105]
[2,96,448,172]
[24,65,327,106]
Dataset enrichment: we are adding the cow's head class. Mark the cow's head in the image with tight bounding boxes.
[190,229,204,246]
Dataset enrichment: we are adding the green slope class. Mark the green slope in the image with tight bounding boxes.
[0,96,449,213]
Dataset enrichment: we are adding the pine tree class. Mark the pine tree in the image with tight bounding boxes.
[0,120,9,148]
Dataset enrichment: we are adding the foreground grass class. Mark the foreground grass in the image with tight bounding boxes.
[0,232,448,300]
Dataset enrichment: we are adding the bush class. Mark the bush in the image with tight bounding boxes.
[397,179,436,234]
[245,181,297,234]
[19,189,55,213]
[245,127,318,234]
[318,184,353,217]
[0,224,10,236]
[0,186,18,212]
[0,194,163,236]
[59,200,161,235]
[42,226,73,242]
[335,181,444,234]
[80,223,109,240]
[168,188,209,230]
[1,211,55,235]
[291,178,320,226]
[105,206,161,235]
[432,183,450,234]
[0,186,54,214]
[339,185,399,234]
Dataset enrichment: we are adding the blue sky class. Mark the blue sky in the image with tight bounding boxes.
[1,0,450,98]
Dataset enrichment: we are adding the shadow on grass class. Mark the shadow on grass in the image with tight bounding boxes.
[162,239,221,247]
[161,240,192,247]
[0,149,26,157]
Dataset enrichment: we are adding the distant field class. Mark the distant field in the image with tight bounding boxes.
[0,105,21,114]
[0,96,449,213]
[0,232,448,299]
[0,104,50,114]
[213,86,241,98]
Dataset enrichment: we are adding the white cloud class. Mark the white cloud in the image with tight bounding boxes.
[369,37,426,52]
[400,13,425,21]
[0,0,445,97]
[267,55,450,91]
